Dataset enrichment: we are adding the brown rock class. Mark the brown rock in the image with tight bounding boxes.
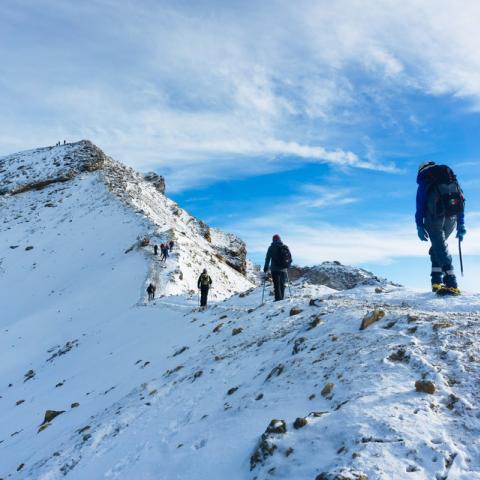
[415,380,435,395]
[293,417,308,429]
[360,309,385,330]
[213,323,224,333]
[71,402,80,408]
[290,307,303,316]
[232,327,243,336]
[321,383,334,397]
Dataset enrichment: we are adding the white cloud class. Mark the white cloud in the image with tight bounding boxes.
[2,0,480,188]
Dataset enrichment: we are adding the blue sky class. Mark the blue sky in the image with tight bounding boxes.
[1,0,479,290]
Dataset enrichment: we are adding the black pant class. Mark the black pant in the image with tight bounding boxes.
[200,286,209,307]
[271,271,287,301]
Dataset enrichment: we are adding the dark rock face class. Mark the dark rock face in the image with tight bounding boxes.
[143,172,166,194]
[289,261,396,291]
[250,419,287,470]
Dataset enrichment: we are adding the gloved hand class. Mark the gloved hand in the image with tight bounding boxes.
[417,225,429,242]
[456,224,466,242]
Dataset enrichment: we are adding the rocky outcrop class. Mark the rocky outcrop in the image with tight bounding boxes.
[289,261,396,290]
[143,172,166,194]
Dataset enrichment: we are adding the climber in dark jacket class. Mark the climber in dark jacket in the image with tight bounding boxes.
[416,161,466,295]
[197,269,212,308]
[146,283,156,301]
[264,234,289,301]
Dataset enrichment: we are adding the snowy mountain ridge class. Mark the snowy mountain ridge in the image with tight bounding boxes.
[0,140,252,299]
[1,142,479,480]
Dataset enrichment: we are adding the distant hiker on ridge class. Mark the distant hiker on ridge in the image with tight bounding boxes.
[416,161,466,296]
[197,268,212,308]
[153,244,158,256]
[169,240,174,251]
[263,234,292,301]
[146,283,156,301]
[161,243,169,261]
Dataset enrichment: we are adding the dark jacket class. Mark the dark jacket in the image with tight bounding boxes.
[197,273,212,289]
[264,240,287,272]
[416,165,465,227]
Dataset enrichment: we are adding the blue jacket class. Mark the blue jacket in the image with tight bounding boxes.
[416,168,465,227]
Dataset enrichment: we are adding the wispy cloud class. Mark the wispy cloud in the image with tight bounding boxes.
[2,1,480,190]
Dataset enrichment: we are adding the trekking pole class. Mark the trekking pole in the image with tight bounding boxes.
[286,271,292,298]
[261,276,266,305]
[459,238,464,276]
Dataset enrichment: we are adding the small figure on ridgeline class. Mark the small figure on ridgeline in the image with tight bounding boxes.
[416,161,466,296]
[146,283,156,301]
[63,140,66,145]
[153,244,158,256]
[197,268,212,308]
[161,243,169,261]
[169,240,174,251]
[263,234,292,301]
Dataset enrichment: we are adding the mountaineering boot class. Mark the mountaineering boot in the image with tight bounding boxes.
[436,286,461,296]
[431,283,444,293]
[436,273,460,296]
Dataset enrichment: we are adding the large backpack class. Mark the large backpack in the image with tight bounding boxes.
[274,244,292,269]
[199,273,211,287]
[425,165,465,217]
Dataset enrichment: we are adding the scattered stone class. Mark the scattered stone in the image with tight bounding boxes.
[149,389,158,396]
[446,394,460,410]
[388,347,410,363]
[307,316,322,330]
[17,463,24,472]
[265,364,285,381]
[360,309,385,330]
[415,380,435,395]
[192,370,203,381]
[308,411,327,418]
[9,245,19,249]
[321,383,334,397]
[316,471,368,480]
[77,426,90,434]
[16,399,25,406]
[82,434,92,442]
[292,337,307,354]
[383,321,396,329]
[24,369,35,382]
[290,307,303,316]
[255,393,264,401]
[172,346,189,357]
[433,321,454,330]
[293,417,308,429]
[213,323,224,333]
[232,327,243,336]
[374,287,384,293]
[407,314,419,323]
[47,339,79,362]
[219,315,228,320]
[285,447,294,457]
[309,298,323,306]
[250,419,287,470]
[55,382,64,388]
[309,394,316,400]
[25,246,34,251]
[227,386,239,395]
[71,402,80,408]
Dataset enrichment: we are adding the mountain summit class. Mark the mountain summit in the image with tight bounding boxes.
[0,140,253,300]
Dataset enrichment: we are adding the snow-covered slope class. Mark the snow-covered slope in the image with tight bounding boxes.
[1,279,479,479]
[0,140,252,300]
[1,141,480,480]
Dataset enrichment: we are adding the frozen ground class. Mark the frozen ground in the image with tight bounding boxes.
[1,142,479,480]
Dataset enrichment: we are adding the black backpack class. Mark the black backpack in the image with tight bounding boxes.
[425,165,465,217]
[274,244,292,269]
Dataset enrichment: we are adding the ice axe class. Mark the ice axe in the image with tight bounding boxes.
[459,238,464,276]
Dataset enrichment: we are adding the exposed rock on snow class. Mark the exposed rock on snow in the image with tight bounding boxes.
[142,172,165,194]
[289,261,395,290]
